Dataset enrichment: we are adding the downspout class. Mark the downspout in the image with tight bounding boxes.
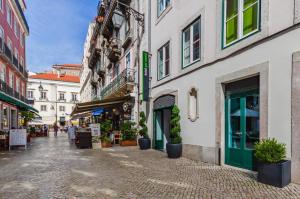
[146,0,151,118]
[136,0,141,123]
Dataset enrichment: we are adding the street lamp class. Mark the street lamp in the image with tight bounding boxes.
[112,9,124,30]
[38,81,43,91]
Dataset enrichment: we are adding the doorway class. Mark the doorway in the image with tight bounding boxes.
[154,108,171,150]
[225,76,259,170]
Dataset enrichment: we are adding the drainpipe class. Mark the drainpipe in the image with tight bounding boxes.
[136,0,141,124]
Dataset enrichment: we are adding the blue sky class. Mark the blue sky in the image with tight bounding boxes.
[25,0,99,72]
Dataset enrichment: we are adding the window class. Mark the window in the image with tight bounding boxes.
[41,105,47,112]
[40,91,47,100]
[27,90,33,99]
[0,62,5,81]
[3,106,8,129]
[125,52,130,68]
[59,106,65,112]
[16,78,20,92]
[14,48,18,60]
[71,93,77,102]
[20,32,24,48]
[113,63,119,78]
[22,84,25,96]
[0,27,4,48]
[0,0,3,12]
[7,38,12,52]
[20,57,24,67]
[223,0,260,47]
[6,4,12,27]
[182,18,201,68]
[158,42,170,80]
[158,0,171,16]
[9,71,13,88]
[14,16,17,37]
[59,92,65,100]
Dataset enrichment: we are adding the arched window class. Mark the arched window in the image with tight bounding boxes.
[188,88,198,121]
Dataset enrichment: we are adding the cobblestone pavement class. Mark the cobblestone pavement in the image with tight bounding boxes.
[0,133,300,199]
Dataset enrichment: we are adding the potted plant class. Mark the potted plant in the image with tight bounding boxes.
[138,111,151,150]
[120,121,137,146]
[92,136,101,149]
[254,138,291,188]
[100,119,112,148]
[166,105,182,159]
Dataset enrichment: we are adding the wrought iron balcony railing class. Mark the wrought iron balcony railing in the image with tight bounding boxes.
[100,68,134,98]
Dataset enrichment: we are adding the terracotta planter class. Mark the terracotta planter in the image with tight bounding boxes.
[120,140,137,147]
[101,141,112,148]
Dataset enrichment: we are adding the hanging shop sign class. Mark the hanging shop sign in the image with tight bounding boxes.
[142,51,149,101]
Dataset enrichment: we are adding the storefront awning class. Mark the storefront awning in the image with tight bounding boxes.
[0,91,39,113]
[71,95,132,117]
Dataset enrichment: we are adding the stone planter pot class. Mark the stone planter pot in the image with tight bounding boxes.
[257,160,291,188]
[92,142,101,149]
[120,140,137,147]
[138,138,151,150]
[166,143,182,159]
[101,141,112,148]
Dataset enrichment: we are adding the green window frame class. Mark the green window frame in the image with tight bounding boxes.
[157,42,170,80]
[223,0,260,47]
[182,17,201,68]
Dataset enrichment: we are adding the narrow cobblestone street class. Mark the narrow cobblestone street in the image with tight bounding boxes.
[0,133,299,199]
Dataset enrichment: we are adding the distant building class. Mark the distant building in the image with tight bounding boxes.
[52,64,82,76]
[28,66,80,126]
[0,0,35,129]
[79,22,95,103]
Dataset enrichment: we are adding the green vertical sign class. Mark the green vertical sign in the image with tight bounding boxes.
[142,51,149,101]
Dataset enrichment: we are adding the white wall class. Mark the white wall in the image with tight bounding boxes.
[27,78,80,125]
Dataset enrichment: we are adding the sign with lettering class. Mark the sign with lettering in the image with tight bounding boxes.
[142,51,149,101]
[90,124,101,136]
[9,129,27,150]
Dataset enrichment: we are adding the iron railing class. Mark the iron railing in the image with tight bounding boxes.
[0,79,27,103]
[100,68,134,98]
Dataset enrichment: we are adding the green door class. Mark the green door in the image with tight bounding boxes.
[154,110,164,150]
[225,90,259,170]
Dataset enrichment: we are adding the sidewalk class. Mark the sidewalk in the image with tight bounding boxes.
[0,133,299,198]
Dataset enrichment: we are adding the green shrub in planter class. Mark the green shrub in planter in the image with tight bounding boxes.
[120,121,137,141]
[100,119,112,143]
[254,138,291,188]
[166,105,183,158]
[138,112,151,150]
[254,138,286,163]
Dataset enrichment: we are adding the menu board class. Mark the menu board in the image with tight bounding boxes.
[9,129,27,150]
[90,124,100,136]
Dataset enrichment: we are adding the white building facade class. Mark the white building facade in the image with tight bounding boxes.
[27,73,80,126]
[143,0,300,184]
[79,22,95,103]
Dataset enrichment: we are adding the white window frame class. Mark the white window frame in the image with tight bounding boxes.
[14,16,18,38]
[14,48,18,60]
[59,92,65,100]
[20,31,24,48]
[41,105,47,112]
[125,52,130,68]
[27,90,33,99]
[6,4,12,27]
[71,93,77,101]
[59,106,65,112]
[157,42,170,80]
[0,0,3,12]
[157,0,171,17]
[16,77,20,92]
[182,18,201,68]
[41,91,47,100]
[9,71,13,88]
[0,62,5,81]
[0,26,4,49]
[223,0,260,47]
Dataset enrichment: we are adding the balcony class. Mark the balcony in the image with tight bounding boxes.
[96,60,105,77]
[14,91,20,100]
[4,44,12,61]
[90,72,98,86]
[107,38,122,62]
[13,56,18,68]
[100,68,134,99]
[0,42,27,79]
[122,29,133,49]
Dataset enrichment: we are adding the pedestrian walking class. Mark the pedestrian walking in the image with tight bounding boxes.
[53,123,58,137]
[67,124,76,142]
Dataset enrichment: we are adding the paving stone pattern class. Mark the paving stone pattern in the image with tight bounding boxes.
[0,133,300,199]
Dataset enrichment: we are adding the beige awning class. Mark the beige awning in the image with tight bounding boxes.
[71,95,132,117]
